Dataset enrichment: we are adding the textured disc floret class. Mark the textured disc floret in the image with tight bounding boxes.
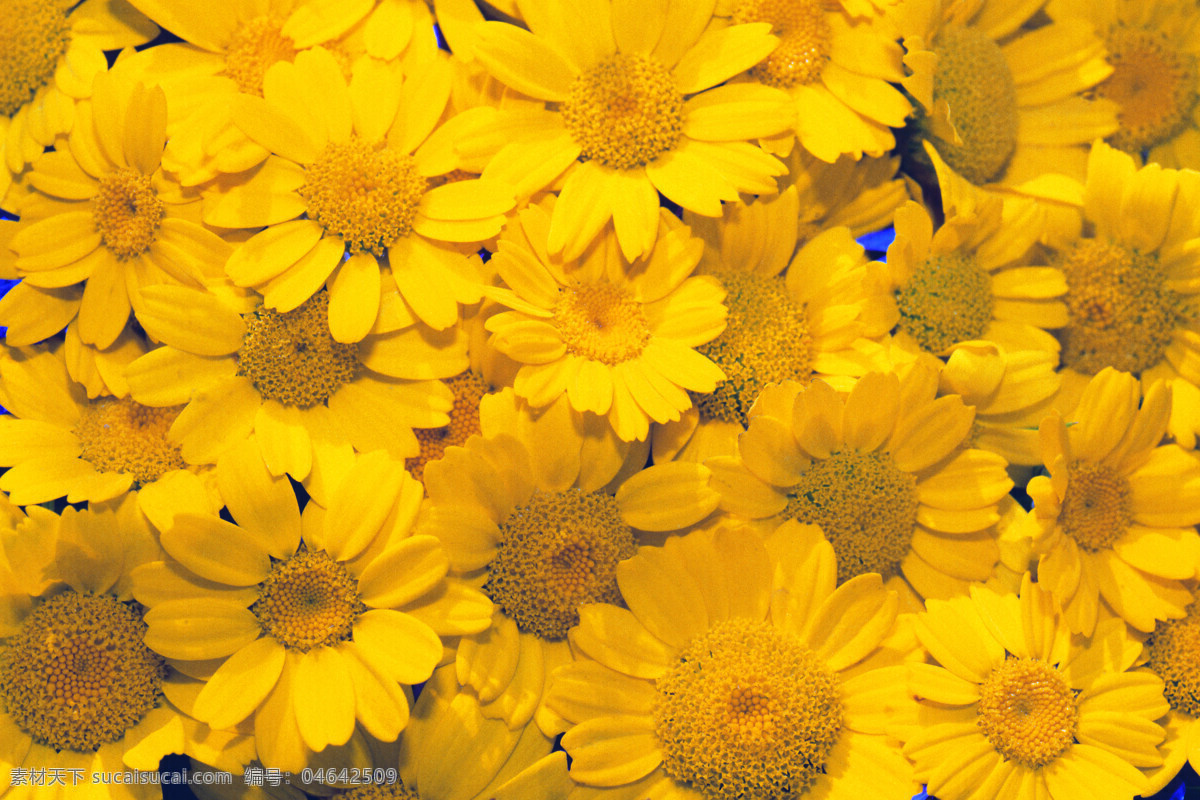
[927,25,1019,184]
[785,451,918,583]
[560,53,684,170]
[406,370,489,482]
[695,269,814,425]
[220,16,298,97]
[236,290,360,408]
[483,489,637,640]
[94,167,167,260]
[977,657,1078,769]
[1147,606,1200,717]
[734,0,832,88]
[299,137,427,256]
[252,547,365,651]
[1060,459,1133,552]
[1096,28,1199,154]
[339,785,419,800]
[654,619,843,799]
[552,283,652,365]
[1060,239,1184,375]
[0,0,72,116]
[0,592,166,752]
[895,253,993,353]
[75,398,186,486]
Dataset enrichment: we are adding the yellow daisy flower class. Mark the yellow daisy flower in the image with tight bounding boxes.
[418,390,650,735]
[904,575,1168,800]
[714,0,914,161]
[0,498,253,799]
[0,0,159,211]
[484,197,727,443]
[0,343,202,507]
[1141,599,1200,795]
[659,193,897,463]
[893,0,1117,202]
[468,0,793,262]
[207,46,515,336]
[132,444,493,773]
[1026,368,1200,637]
[395,664,571,800]
[1048,0,1200,168]
[0,72,234,350]
[622,366,1015,605]
[1048,141,1200,444]
[123,279,468,499]
[545,521,918,800]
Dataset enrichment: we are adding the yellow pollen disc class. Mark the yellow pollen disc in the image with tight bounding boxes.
[1060,459,1132,552]
[895,252,994,353]
[299,137,427,256]
[74,397,186,486]
[253,547,364,651]
[220,16,298,97]
[484,489,636,640]
[0,592,166,752]
[927,25,1018,185]
[561,53,684,170]
[94,167,167,260]
[1147,605,1200,717]
[1061,239,1184,375]
[1096,28,1198,154]
[654,619,842,799]
[0,0,72,117]
[696,269,814,426]
[236,290,360,409]
[552,282,652,366]
[785,451,918,584]
[406,370,490,482]
[977,657,1078,769]
[734,0,832,88]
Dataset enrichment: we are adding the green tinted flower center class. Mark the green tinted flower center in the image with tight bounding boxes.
[75,397,186,486]
[1147,607,1200,717]
[253,547,364,651]
[977,657,1077,768]
[0,0,72,117]
[95,167,166,260]
[1060,459,1131,552]
[895,253,993,353]
[1097,28,1198,154]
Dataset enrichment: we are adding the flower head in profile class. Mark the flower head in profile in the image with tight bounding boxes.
[904,575,1168,800]
[0,0,158,210]
[0,72,233,350]
[484,198,727,442]
[133,444,493,772]
[546,521,917,800]
[1027,368,1200,636]
[467,0,793,262]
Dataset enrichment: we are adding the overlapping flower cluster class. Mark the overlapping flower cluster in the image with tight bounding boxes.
[3,1,1200,799]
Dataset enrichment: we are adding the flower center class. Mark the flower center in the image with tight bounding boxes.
[552,282,652,365]
[733,0,831,88]
[1095,28,1198,155]
[1146,606,1200,717]
[406,370,490,482]
[1060,239,1184,375]
[977,657,1078,769]
[299,137,427,256]
[0,0,72,117]
[94,167,167,260]
[926,25,1018,184]
[74,397,186,486]
[654,619,842,799]
[220,16,298,97]
[483,489,637,640]
[695,269,814,427]
[560,53,684,170]
[895,252,994,353]
[338,785,419,800]
[236,290,360,409]
[0,592,166,752]
[252,547,364,651]
[1060,459,1132,552]
[784,451,918,583]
